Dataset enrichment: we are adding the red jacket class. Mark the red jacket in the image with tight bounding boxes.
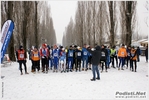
[40,48,50,58]
[17,49,27,60]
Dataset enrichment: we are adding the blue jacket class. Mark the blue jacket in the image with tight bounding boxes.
[68,49,74,58]
[82,47,89,58]
[127,49,131,57]
[52,49,59,59]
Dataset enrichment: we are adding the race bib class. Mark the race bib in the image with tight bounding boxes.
[128,53,130,56]
[20,54,24,58]
[101,52,105,57]
[54,53,58,57]
[131,53,134,56]
[61,56,65,60]
[78,52,81,56]
[34,54,39,57]
[69,53,73,57]
[121,52,124,56]
[84,52,87,55]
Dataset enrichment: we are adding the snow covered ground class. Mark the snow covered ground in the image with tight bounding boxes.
[1,56,148,100]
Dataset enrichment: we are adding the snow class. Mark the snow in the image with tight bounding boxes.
[1,56,148,100]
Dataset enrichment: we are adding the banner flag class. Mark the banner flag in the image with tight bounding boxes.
[1,20,14,63]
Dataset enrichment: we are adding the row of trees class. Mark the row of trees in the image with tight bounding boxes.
[62,1,138,47]
[1,1,57,61]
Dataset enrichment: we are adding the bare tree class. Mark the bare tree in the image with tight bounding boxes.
[108,1,115,47]
[7,1,16,61]
[125,1,137,46]
[34,1,39,47]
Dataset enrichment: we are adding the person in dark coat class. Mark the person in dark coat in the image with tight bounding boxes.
[87,45,101,81]
[100,45,108,72]
[136,46,141,62]
[145,46,148,62]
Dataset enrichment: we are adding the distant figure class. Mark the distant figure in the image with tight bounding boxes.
[106,46,111,69]
[31,46,40,73]
[145,46,148,62]
[40,44,50,73]
[82,44,89,71]
[136,46,141,62]
[87,45,101,81]
[117,44,127,70]
[76,46,82,71]
[100,45,108,72]
[126,46,131,69]
[59,48,66,73]
[110,45,118,68]
[52,44,60,72]
[16,45,29,75]
[67,45,74,72]
[130,46,137,72]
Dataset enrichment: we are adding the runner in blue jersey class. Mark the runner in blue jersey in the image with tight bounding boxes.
[52,44,59,72]
[82,44,89,71]
[67,45,74,72]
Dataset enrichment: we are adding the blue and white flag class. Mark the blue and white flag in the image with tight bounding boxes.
[1,20,14,63]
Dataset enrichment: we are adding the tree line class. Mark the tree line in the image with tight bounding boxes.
[1,1,57,61]
[62,1,138,47]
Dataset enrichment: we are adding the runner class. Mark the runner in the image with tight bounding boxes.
[117,44,127,70]
[100,45,108,72]
[52,44,59,72]
[82,44,89,71]
[31,46,40,73]
[16,45,29,75]
[40,44,50,73]
[59,48,66,73]
[130,46,137,72]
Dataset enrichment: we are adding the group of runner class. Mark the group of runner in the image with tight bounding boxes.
[16,43,148,75]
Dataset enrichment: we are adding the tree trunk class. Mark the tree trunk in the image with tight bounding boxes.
[7,1,16,61]
[35,1,38,48]
[93,1,96,46]
[109,1,115,47]
[22,1,29,52]
[126,1,132,46]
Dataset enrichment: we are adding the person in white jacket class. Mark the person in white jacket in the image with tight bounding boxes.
[59,48,66,73]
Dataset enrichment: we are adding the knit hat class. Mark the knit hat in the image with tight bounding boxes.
[19,45,23,49]
[42,43,46,47]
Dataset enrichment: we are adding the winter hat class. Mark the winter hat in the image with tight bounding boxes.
[132,46,135,49]
[19,45,23,49]
[122,44,125,46]
[34,46,38,49]
[95,46,101,50]
[60,46,63,49]
[62,48,65,51]
[42,43,46,47]
[74,45,77,48]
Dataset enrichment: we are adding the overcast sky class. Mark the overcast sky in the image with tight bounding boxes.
[48,1,148,45]
[48,1,77,45]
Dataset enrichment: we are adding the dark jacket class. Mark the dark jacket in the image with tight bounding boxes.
[145,47,148,57]
[87,46,101,66]
[76,49,82,59]
[136,47,141,55]
[100,48,108,61]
